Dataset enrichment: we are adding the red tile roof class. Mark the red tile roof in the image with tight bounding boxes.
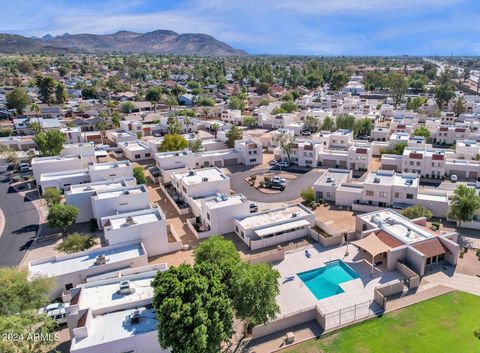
[412,238,449,258]
[376,230,403,248]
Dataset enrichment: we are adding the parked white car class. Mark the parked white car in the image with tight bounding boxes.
[38,303,69,324]
[275,161,290,168]
[450,174,458,183]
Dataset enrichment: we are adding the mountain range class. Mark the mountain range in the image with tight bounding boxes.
[0,30,246,56]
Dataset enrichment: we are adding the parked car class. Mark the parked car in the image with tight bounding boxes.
[249,203,258,213]
[19,162,30,172]
[266,180,285,191]
[272,176,286,185]
[450,174,458,183]
[275,161,290,168]
[38,302,67,315]
[269,159,278,166]
[38,303,68,325]
[301,130,312,136]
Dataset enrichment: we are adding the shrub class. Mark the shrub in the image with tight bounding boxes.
[473,327,480,339]
[43,188,62,207]
[133,166,147,184]
[264,176,272,183]
[55,233,96,254]
[300,188,315,204]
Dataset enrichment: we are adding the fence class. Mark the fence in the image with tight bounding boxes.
[247,246,285,264]
[317,300,383,333]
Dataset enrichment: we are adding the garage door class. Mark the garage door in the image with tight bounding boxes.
[323,159,337,167]
[224,158,237,166]
[214,160,223,167]
[449,170,467,178]
[382,164,397,171]
[470,172,479,180]
[338,160,347,167]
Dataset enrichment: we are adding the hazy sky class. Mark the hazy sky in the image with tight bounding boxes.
[2,0,480,55]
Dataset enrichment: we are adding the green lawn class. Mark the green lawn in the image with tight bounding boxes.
[283,291,480,353]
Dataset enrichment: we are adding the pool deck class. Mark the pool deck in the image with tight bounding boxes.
[274,243,405,328]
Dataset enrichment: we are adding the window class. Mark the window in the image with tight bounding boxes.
[394,192,400,198]
[145,153,151,158]
[134,154,141,159]
[406,194,414,199]
[250,159,257,163]
[207,213,210,221]
[65,283,73,290]
[410,161,414,165]
[366,190,374,196]
[379,192,387,198]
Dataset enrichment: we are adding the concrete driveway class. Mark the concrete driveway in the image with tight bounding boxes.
[229,167,324,202]
[0,176,40,267]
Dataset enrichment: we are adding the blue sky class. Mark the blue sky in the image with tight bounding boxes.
[1,0,480,55]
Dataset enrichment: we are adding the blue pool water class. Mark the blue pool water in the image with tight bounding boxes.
[297,260,359,300]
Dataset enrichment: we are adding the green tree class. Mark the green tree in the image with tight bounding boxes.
[449,184,480,226]
[453,97,466,116]
[435,70,455,109]
[47,204,79,236]
[228,96,245,111]
[413,126,431,139]
[210,122,220,138]
[36,76,57,104]
[353,118,373,138]
[243,116,256,128]
[321,116,335,131]
[6,88,31,114]
[146,86,162,112]
[111,112,121,127]
[225,125,243,148]
[275,132,295,163]
[55,233,97,254]
[279,101,297,113]
[55,82,68,104]
[303,116,320,132]
[300,187,315,204]
[96,119,109,144]
[0,128,11,137]
[330,71,350,91]
[189,139,203,152]
[401,205,433,220]
[167,117,182,134]
[121,101,135,114]
[197,97,215,107]
[391,142,407,155]
[0,267,53,316]
[33,129,65,156]
[81,86,98,99]
[159,134,189,152]
[231,263,280,329]
[387,72,407,107]
[152,264,234,353]
[43,188,62,207]
[256,82,270,95]
[194,235,241,270]
[29,120,42,134]
[17,60,34,74]
[164,96,178,110]
[133,166,147,184]
[335,114,355,131]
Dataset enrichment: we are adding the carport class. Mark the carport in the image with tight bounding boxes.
[352,233,391,276]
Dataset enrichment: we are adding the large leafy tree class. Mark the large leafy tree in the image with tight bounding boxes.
[353,118,373,138]
[55,82,68,104]
[413,126,431,139]
[401,205,433,220]
[275,132,295,163]
[387,72,407,107]
[159,134,189,152]
[133,166,147,184]
[452,97,466,116]
[225,125,243,148]
[321,116,335,131]
[228,96,245,111]
[55,233,96,254]
[152,264,234,353]
[33,129,65,156]
[330,71,350,91]
[435,70,455,109]
[303,116,321,132]
[231,263,280,328]
[335,114,355,131]
[6,88,31,114]
[43,187,62,207]
[47,204,79,236]
[449,184,480,225]
[36,76,57,104]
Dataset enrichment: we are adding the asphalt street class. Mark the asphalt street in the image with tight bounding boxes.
[0,176,39,267]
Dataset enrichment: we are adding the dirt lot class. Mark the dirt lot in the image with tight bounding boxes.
[314,204,358,234]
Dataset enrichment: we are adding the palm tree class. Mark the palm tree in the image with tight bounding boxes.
[183,116,191,132]
[95,120,108,145]
[210,123,220,139]
[30,103,40,116]
[202,107,210,120]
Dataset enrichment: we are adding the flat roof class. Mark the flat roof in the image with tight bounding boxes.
[314,169,350,186]
[78,275,155,312]
[237,205,311,230]
[95,186,145,200]
[203,194,246,209]
[121,141,149,152]
[174,168,228,186]
[359,210,433,245]
[40,169,88,182]
[106,208,163,229]
[30,243,144,277]
[68,180,127,195]
[71,307,157,351]
[255,219,310,238]
[89,161,131,171]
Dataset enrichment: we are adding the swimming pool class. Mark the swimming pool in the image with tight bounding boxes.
[297,260,359,300]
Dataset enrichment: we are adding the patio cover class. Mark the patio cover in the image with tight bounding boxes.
[351,233,391,276]
[351,232,391,257]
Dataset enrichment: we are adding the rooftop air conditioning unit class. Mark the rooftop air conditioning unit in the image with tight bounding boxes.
[125,216,136,226]
[292,213,297,218]
[188,170,195,176]
[118,280,132,295]
[129,310,141,324]
[326,177,333,183]
[202,177,209,182]
[94,255,107,266]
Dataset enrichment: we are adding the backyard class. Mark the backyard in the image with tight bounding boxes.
[282,291,480,353]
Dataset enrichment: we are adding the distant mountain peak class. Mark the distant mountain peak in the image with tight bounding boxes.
[0,29,246,56]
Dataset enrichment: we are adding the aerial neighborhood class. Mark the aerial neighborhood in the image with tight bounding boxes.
[0,31,480,353]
